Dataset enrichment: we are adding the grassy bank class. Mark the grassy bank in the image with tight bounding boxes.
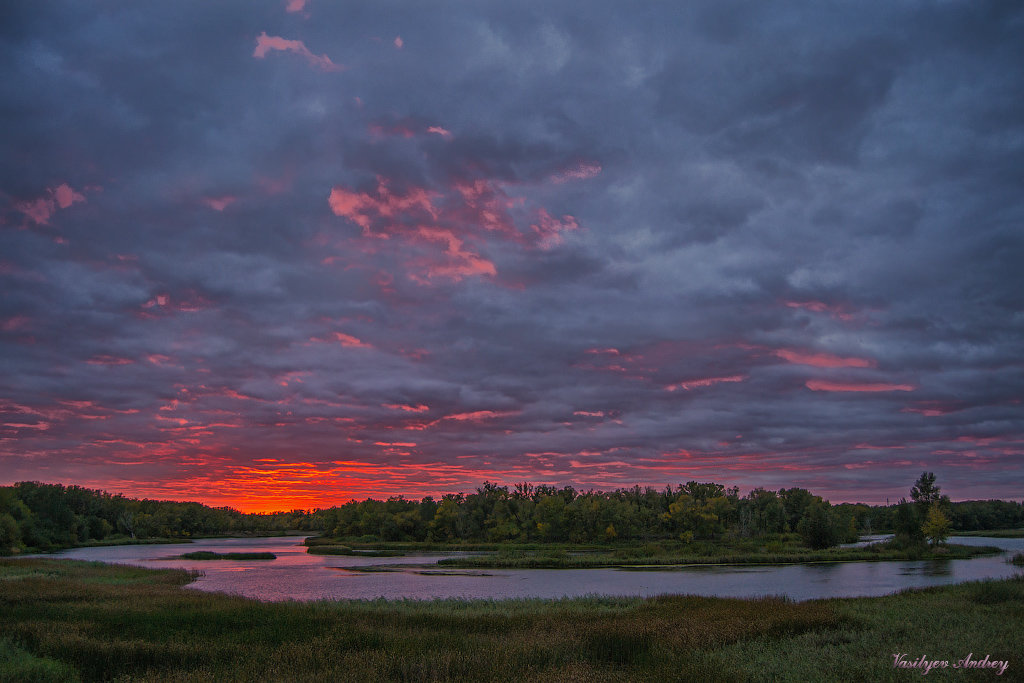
[1,558,1021,681]
[953,528,1024,538]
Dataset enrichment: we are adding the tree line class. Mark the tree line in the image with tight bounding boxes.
[2,475,1022,555]
[0,482,309,553]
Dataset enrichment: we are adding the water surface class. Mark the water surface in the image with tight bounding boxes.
[39,535,1023,602]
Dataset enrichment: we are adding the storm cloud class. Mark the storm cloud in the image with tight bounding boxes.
[2,0,1022,510]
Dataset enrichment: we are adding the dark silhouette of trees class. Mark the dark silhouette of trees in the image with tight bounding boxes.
[3,475,1022,556]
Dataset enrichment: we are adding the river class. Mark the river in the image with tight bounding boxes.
[36,535,1024,602]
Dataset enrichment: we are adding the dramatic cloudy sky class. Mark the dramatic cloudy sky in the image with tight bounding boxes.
[2,1,1022,511]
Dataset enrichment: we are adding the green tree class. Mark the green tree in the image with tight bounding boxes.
[0,513,21,553]
[796,499,840,549]
[910,472,949,515]
[893,498,924,547]
[921,503,951,547]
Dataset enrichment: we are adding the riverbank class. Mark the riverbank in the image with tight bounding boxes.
[0,558,1019,681]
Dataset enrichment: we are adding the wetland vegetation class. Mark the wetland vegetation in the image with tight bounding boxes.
[1,558,1020,681]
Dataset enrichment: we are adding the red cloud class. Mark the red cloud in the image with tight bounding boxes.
[774,348,875,368]
[253,32,343,72]
[806,379,915,392]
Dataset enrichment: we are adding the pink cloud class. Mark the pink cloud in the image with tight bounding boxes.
[326,172,588,283]
[16,183,87,225]
[531,208,579,248]
[785,300,856,321]
[551,162,602,184]
[902,401,962,417]
[665,375,746,392]
[16,198,56,225]
[384,403,430,413]
[328,178,439,235]
[806,379,915,392]
[86,355,135,366]
[427,126,453,139]
[285,0,306,12]
[442,410,517,422]
[1,315,30,332]
[253,32,343,72]
[414,227,497,281]
[53,183,86,209]
[774,348,875,368]
[394,36,404,49]
[202,196,237,211]
[333,332,372,348]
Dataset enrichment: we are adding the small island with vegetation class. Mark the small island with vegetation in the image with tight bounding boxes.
[177,551,276,561]
[300,472,1009,568]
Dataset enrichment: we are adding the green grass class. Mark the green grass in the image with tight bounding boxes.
[1,558,1020,681]
[177,551,276,561]
[953,528,1024,538]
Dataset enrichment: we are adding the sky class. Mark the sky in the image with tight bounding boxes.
[2,1,1022,512]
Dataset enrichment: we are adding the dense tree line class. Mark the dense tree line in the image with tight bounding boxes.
[3,477,1021,555]
[308,482,862,549]
[0,482,309,553]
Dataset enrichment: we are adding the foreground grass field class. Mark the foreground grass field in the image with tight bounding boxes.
[1,559,1021,682]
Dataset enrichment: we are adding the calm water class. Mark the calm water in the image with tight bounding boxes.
[37,535,1024,602]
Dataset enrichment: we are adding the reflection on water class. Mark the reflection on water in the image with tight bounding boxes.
[32,535,1024,603]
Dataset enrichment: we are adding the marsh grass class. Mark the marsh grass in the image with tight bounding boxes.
[434,543,999,569]
[177,551,276,561]
[1,559,1021,682]
[952,528,1024,538]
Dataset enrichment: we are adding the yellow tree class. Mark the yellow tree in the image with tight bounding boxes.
[921,503,951,547]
